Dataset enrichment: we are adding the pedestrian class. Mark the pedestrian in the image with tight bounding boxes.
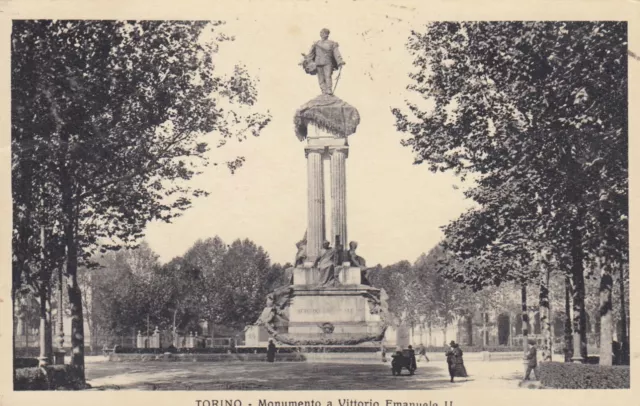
[266,338,277,363]
[445,341,468,382]
[407,345,417,371]
[524,339,538,380]
[381,341,387,363]
[452,342,468,378]
[445,342,456,382]
[417,343,430,362]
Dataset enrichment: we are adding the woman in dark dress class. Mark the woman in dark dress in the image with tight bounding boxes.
[452,342,468,378]
[445,341,468,382]
[266,339,277,362]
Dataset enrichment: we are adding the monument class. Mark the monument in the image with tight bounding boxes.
[250,29,389,346]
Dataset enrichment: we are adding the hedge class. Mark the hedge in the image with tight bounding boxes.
[14,365,86,391]
[108,352,307,363]
[538,362,630,389]
[112,346,381,354]
[384,345,523,353]
[14,348,41,358]
[14,358,39,369]
[104,344,527,355]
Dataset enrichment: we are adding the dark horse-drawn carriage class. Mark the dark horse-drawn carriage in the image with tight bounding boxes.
[391,349,417,376]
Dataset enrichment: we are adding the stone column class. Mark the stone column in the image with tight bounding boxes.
[305,146,325,262]
[329,147,348,250]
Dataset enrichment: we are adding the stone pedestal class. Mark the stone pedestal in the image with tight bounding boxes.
[260,266,386,345]
[286,284,383,337]
[53,351,66,365]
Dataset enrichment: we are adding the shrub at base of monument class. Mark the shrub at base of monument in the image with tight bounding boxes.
[537,362,630,389]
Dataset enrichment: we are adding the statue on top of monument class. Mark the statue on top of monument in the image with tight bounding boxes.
[301,28,346,95]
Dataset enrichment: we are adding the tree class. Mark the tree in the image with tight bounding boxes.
[393,22,627,363]
[410,247,473,345]
[367,261,412,323]
[12,20,271,379]
[89,246,161,336]
[180,237,228,336]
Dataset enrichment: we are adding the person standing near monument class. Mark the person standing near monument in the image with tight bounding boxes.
[302,28,345,95]
[266,339,277,363]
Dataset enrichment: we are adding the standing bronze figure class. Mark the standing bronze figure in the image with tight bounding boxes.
[301,28,345,95]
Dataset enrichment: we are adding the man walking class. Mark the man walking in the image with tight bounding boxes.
[524,339,538,380]
[417,343,430,362]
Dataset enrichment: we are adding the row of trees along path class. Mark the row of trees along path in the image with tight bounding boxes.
[12,20,270,383]
[393,22,628,365]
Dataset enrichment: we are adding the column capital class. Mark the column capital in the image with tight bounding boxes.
[327,145,349,158]
[304,146,326,158]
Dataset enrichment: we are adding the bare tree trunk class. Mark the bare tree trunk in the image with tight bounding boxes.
[564,276,573,362]
[63,181,85,380]
[38,225,52,366]
[509,312,514,347]
[618,262,629,365]
[12,290,17,386]
[482,312,488,347]
[25,315,30,356]
[45,291,53,363]
[570,225,588,362]
[539,261,552,361]
[598,257,613,366]
[521,284,528,354]
[442,321,448,346]
[173,309,179,347]
[38,286,50,366]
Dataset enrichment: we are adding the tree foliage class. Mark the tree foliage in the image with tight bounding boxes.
[86,237,286,337]
[12,20,271,375]
[394,20,627,274]
[392,21,628,360]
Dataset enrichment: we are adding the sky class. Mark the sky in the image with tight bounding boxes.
[143,4,474,266]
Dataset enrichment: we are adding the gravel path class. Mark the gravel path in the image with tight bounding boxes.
[86,359,526,390]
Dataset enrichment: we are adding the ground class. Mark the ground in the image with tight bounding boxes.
[85,357,527,390]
